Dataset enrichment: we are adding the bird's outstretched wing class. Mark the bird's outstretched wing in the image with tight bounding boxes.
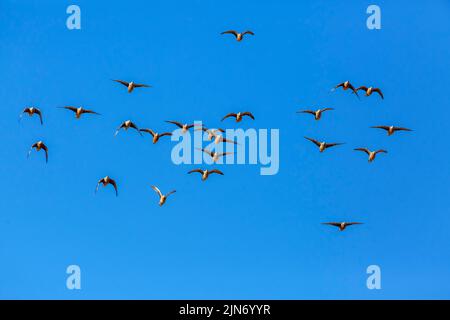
[140,128,156,137]
[113,79,129,87]
[393,127,412,132]
[109,179,118,196]
[188,169,204,175]
[304,137,321,147]
[209,169,224,175]
[166,190,176,197]
[35,108,43,124]
[371,126,390,131]
[41,144,49,163]
[242,31,254,36]
[165,120,183,128]
[242,112,255,120]
[322,222,341,227]
[221,113,237,121]
[324,142,344,149]
[221,30,239,38]
[375,149,388,155]
[372,88,384,99]
[151,185,163,198]
[297,110,315,116]
[354,148,370,155]
[133,83,151,88]
[81,108,101,116]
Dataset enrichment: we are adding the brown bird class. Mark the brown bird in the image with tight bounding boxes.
[59,106,100,119]
[188,169,224,181]
[304,137,344,152]
[115,120,142,136]
[221,30,254,41]
[165,120,197,133]
[356,86,384,99]
[221,112,255,123]
[322,222,363,231]
[112,79,151,93]
[371,126,412,136]
[151,185,176,206]
[332,81,359,97]
[297,108,334,120]
[354,148,387,162]
[20,107,43,124]
[197,148,233,162]
[140,128,172,144]
[95,176,118,196]
[28,141,48,163]
[196,127,226,141]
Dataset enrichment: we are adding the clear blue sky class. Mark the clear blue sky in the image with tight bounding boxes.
[1,0,449,299]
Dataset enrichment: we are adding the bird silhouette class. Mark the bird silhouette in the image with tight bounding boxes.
[95,176,118,196]
[221,30,254,41]
[112,79,151,93]
[188,169,224,181]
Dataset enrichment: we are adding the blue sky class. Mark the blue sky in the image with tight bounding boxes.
[1,0,450,299]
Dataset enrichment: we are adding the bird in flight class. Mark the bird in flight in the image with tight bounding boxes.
[151,185,176,206]
[221,30,254,41]
[165,120,197,133]
[221,112,255,123]
[59,106,100,119]
[20,107,43,125]
[371,126,412,136]
[28,141,48,163]
[196,127,226,141]
[112,79,151,93]
[304,137,344,152]
[95,176,118,196]
[297,108,334,121]
[354,148,387,162]
[332,81,359,97]
[140,128,172,144]
[188,169,224,181]
[115,120,142,136]
[197,148,233,162]
[356,86,384,99]
[322,222,363,231]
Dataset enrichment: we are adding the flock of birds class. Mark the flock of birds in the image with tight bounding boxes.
[298,80,412,231]
[20,30,412,232]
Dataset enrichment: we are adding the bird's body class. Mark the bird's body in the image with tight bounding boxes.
[151,185,176,206]
[197,127,225,141]
[20,107,43,124]
[113,79,151,93]
[356,86,384,99]
[197,148,233,162]
[333,81,359,97]
[298,108,334,121]
[221,30,254,41]
[115,120,142,136]
[371,125,412,136]
[140,128,172,144]
[322,222,363,231]
[354,148,387,162]
[165,120,196,133]
[188,169,224,181]
[60,106,100,119]
[95,176,118,196]
[221,112,255,123]
[304,137,344,152]
[28,141,48,163]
